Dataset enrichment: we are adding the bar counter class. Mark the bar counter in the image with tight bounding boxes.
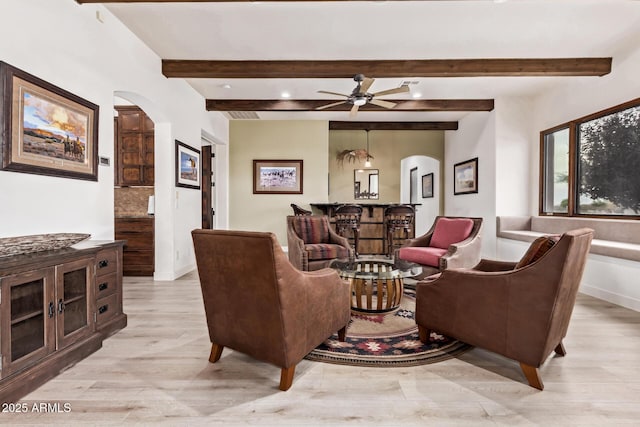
[310,203,419,255]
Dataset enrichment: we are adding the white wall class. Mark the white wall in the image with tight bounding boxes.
[444,112,497,258]
[400,156,441,236]
[0,0,229,280]
[495,97,533,217]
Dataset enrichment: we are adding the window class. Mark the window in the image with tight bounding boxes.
[540,98,640,218]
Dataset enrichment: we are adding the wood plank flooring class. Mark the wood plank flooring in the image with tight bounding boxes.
[5,271,640,425]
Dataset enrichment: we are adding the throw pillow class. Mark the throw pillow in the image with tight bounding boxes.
[515,235,561,269]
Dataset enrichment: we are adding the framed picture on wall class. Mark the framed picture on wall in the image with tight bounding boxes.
[422,173,434,198]
[175,140,201,189]
[454,157,478,195]
[0,61,99,181]
[253,159,303,194]
[409,167,418,203]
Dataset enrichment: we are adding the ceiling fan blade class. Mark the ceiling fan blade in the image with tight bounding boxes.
[350,104,360,117]
[359,77,375,94]
[369,99,397,109]
[316,101,348,110]
[318,90,349,97]
[372,85,410,97]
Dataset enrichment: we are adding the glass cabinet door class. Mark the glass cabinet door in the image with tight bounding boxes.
[55,258,94,349]
[1,268,55,377]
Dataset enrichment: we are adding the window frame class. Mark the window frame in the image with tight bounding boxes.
[539,97,640,220]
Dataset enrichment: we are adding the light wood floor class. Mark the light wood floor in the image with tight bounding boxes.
[6,271,640,425]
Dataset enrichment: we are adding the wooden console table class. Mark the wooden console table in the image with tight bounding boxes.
[0,240,127,403]
[311,203,418,255]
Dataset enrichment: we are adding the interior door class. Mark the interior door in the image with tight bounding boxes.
[201,145,215,229]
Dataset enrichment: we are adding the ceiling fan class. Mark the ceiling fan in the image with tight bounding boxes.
[316,74,410,117]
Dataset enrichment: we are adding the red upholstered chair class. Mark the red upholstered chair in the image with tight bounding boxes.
[287,215,354,271]
[414,228,594,390]
[396,216,483,278]
[192,229,350,391]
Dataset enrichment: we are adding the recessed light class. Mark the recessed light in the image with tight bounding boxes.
[221,84,232,89]
[281,92,291,98]
[412,92,422,99]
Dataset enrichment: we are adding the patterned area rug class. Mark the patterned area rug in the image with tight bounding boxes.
[305,289,472,367]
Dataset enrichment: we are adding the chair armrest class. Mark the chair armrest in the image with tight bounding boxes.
[286,224,308,270]
[328,227,355,259]
[440,234,482,270]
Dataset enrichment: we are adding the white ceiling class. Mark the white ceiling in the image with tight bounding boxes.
[105,0,640,121]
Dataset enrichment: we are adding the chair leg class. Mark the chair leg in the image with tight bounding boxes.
[279,365,296,391]
[554,341,566,356]
[417,325,431,343]
[209,343,224,363]
[520,362,544,390]
[337,325,347,342]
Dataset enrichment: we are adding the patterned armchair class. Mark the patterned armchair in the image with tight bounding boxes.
[287,215,354,271]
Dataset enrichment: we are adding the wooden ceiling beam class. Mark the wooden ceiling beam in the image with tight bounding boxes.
[206,99,494,112]
[165,58,611,79]
[329,121,458,131]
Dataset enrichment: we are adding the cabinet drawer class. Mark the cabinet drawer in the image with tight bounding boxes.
[96,249,118,276]
[115,232,153,250]
[96,293,119,325]
[115,218,153,233]
[123,250,153,265]
[95,272,118,300]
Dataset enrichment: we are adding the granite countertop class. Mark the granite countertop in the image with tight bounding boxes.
[115,213,155,219]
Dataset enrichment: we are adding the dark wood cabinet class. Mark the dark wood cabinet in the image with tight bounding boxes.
[115,106,154,186]
[0,241,126,403]
[115,217,154,276]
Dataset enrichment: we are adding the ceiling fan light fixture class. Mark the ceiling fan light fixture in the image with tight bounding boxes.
[353,96,367,106]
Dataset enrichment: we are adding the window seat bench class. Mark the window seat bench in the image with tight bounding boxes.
[496,216,640,312]
[497,216,640,262]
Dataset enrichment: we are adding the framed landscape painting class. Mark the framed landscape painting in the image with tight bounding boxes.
[454,157,479,195]
[253,160,303,194]
[175,140,200,189]
[0,61,99,181]
[422,173,434,198]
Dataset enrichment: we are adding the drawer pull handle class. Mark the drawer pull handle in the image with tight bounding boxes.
[99,283,109,291]
[98,305,109,314]
[98,260,109,269]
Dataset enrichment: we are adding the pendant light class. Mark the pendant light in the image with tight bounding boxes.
[364,130,372,168]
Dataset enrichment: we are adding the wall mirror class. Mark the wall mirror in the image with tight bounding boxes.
[354,169,379,199]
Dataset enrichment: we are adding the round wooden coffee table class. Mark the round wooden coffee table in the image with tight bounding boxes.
[332,259,420,315]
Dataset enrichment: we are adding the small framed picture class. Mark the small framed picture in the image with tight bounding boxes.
[253,160,303,194]
[422,173,434,198]
[175,140,200,189]
[454,157,478,195]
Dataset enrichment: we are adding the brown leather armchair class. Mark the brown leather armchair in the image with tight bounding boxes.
[415,228,594,390]
[192,229,350,391]
[287,215,354,271]
[396,216,483,278]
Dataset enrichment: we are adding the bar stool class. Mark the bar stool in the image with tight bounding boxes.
[334,204,363,258]
[290,203,312,216]
[384,204,415,258]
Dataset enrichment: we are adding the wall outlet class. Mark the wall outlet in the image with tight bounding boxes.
[176,250,180,261]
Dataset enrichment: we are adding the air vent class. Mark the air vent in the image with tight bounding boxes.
[226,111,260,120]
[400,81,419,86]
